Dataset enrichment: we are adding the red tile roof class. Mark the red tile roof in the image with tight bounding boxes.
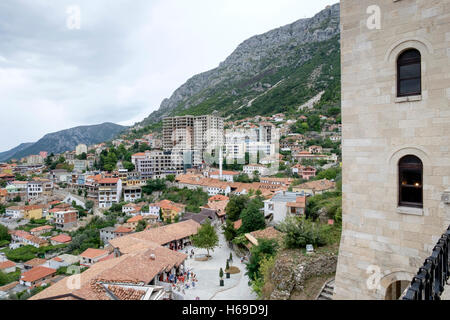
[21,266,56,283]
[0,260,16,270]
[80,248,109,259]
[50,234,72,243]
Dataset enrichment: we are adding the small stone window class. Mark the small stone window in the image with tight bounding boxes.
[397,49,421,97]
[398,155,423,208]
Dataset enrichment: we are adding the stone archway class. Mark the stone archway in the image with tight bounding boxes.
[379,271,414,300]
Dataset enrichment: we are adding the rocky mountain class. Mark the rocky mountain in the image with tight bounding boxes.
[4,122,126,161]
[140,3,340,125]
[0,143,35,162]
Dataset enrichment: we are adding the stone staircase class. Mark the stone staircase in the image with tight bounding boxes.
[317,279,335,300]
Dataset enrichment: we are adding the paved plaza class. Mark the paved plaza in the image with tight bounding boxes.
[175,228,257,301]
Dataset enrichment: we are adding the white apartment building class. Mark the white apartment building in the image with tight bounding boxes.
[98,178,123,209]
[123,186,142,203]
[133,150,184,180]
[27,181,43,200]
[163,115,224,167]
[224,123,279,165]
[75,144,88,156]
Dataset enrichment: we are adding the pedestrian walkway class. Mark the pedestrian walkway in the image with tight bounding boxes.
[180,229,257,300]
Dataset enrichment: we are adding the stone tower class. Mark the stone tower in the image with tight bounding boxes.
[335,0,450,300]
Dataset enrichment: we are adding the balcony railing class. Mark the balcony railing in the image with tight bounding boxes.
[403,226,450,300]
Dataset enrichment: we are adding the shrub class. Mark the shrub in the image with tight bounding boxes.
[279,216,329,249]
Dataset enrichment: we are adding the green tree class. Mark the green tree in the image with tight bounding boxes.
[122,161,135,171]
[166,174,176,183]
[0,224,11,242]
[191,221,219,257]
[142,179,166,195]
[246,239,278,281]
[136,220,147,232]
[225,195,249,222]
[239,199,266,234]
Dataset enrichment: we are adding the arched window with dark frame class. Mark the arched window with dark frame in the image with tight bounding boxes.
[397,49,421,97]
[398,155,423,208]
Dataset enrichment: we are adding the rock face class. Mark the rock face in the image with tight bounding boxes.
[269,251,338,300]
[5,122,126,160]
[140,3,340,124]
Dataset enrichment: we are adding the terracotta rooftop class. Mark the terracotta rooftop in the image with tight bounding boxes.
[21,266,56,283]
[24,258,47,267]
[127,215,143,223]
[80,248,109,259]
[109,220,201,252]
[0,260,16,270]
[50,234,72,243]
[30,225,53,233]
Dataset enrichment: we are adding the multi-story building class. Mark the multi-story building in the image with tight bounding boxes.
[98,178,123,208]
[224,123,279,167]
[163,115,224,167]
[133,150,184,180]
[334,0,450,300]
[123,186,142,203]
[54,208,78,230]
[75,144,88,156]
[27,181,43,200]
[243,164,270,178]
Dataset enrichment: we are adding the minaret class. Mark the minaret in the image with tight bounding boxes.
[219,147,223,181]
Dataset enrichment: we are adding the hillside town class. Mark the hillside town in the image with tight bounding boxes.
[0,112,342,300]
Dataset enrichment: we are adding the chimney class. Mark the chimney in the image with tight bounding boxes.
[149,249,156,260]
[113,247,122,258]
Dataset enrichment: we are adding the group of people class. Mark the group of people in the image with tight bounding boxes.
[170,268,198,295]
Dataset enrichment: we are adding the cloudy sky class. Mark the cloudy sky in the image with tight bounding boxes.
[0,0,337,151]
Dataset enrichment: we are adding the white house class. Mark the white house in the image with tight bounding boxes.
[264,191,307,224]
[63,194,87,209]
[208,170,240,183]
[5,206,24,219]
[243,164,270,177]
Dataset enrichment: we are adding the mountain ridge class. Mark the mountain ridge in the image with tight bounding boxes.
[139,3,340,125]
[3,122,126,161]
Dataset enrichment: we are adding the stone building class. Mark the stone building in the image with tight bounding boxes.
[335,0,450,300]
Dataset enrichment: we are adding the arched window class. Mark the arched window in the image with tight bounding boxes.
[398,155,423,208]
[397,49,421,97]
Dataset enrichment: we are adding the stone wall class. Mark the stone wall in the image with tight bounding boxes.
[270,252,337,300]
[335,0,450,300]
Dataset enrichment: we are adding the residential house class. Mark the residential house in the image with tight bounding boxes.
[291,164,317,180]
[244,227,283,251]
[263,191,307,224]
[207,170,240,182]
[63,194,86,209]
[54,208,78,230]
[156,200,185,222]
[5,206,24,219]
[9,230,48,249]
[80,248,110,267]
[308,145,323,154]
[23,258,47,270]
[123,186,142,203]
[0,260,16,274]
[259,177,293,190]
[27,181,43,200]
[292,179,336,196]
[98,178,123,209]
[100,227,117,245]
[23,205,45,220]
[20,266,57,288]
[30,225,53,236]
[50,234,72,246]
[243,164,270,178]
